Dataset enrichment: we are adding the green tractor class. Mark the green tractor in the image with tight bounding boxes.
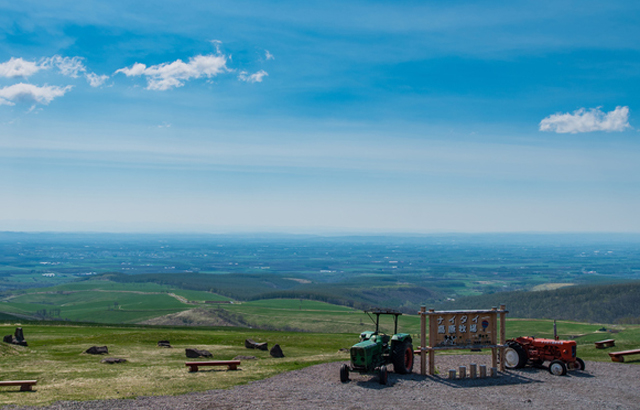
[340,309,414,385]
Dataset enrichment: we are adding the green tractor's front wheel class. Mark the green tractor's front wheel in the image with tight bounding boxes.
[392,342,414,374]
[378,365,388,385]
[340,364,350,383]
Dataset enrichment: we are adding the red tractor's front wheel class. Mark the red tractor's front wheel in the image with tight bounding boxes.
[549,360,567,376]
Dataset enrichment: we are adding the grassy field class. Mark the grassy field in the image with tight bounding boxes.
[0,323,353,406]
[0,318,638,406]
[0,280,230,323]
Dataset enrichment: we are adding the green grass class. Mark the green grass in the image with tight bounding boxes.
[0,323,352,406]
[224,299,423,334]
[0,280,231,323]
[0,317,638,406]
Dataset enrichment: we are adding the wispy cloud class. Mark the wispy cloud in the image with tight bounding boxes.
[0,83,72,106]
[43,56,86,78]
[0,55,110,88]
[0,57,45,78]
[85,73,109,87]
[115,54,229,90]
[238,70,268,83]
[265,50,274,60]
[540,106,631,133]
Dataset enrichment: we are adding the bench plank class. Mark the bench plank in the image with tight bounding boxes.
[185,360,241,372]
[609,349,640,363]
[595,339,615,349]
[0,380,37,391]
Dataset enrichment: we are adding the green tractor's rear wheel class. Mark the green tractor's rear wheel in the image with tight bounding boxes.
[340,364,350,383]
[392,342,414,374]
[378,365,388,385]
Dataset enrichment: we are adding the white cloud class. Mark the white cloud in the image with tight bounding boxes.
[265,50,274,60]
[115,54,229,90]
[0,57,44,78]
[0,83,72,106]
[85,72,109,87]
[540,106,631,133]
[44,56,86,78]
[238,70,268,83]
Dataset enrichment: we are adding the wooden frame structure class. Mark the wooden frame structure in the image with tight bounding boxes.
[418,305,508,376]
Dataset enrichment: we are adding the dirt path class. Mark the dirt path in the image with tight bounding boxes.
[5,356,640,410]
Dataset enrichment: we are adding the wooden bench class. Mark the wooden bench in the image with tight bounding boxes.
[595,339,615,349]
[185,360,241,372]
[0,380,37,391]
[609,349,640,362]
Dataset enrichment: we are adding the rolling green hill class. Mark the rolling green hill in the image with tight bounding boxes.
[437,281,640,324]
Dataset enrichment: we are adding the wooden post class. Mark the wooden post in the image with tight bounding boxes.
[458,366,466,379]
[491,307,498,371]
[469,363,477,378]
[479,365,487,378]
[448,369,456,379]
[499,304,506,371]
[428,308,436,376]
[420,306,427,376]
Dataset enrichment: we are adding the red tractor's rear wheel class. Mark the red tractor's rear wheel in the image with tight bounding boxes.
[504,342,527,369]
[575,357,585,371]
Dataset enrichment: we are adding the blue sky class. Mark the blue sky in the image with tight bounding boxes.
[1,0,640,233]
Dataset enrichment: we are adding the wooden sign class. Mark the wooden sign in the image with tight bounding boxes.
[418,306,507,376]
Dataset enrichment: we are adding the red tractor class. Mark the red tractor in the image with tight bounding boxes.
[504,336,585,376]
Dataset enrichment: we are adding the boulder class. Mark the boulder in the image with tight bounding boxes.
[101,357,127,364]
[2,328,28,346]
[158,340,172,348]
[270,344,285,358]
[233,355,257,361]
[185,348,212,358]
[85,346,109,355]
[245,338,268,351]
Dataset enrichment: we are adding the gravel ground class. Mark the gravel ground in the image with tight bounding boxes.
[5,356,640,410]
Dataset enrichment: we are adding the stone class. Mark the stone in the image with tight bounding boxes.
[270,344,285,358]
[85,346,109,355]
[158,340,172,348]
[2,335,14,344]
[14,327,24,342]
[233,355,257,361]
[101,357,127,364]
[185,348,212,358]
[245,338,268,351]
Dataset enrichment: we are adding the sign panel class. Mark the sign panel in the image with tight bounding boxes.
[431,312,496,348]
